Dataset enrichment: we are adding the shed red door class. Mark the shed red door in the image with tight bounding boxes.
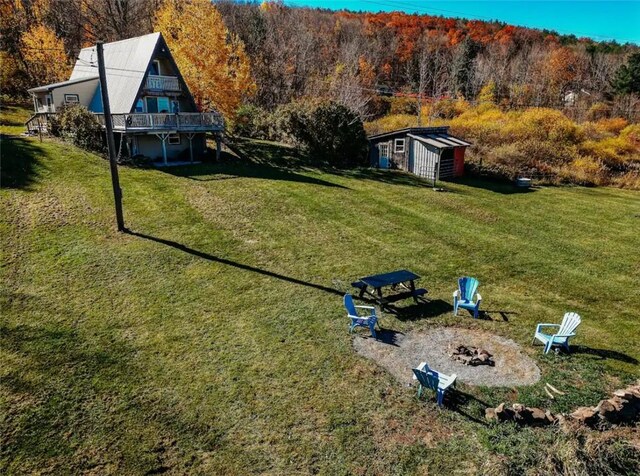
[453,147,466,177]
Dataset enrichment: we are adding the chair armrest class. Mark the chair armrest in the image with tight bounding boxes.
[355,305,375,310]
[536,323,560,333]
[453,290,460,298]
[552,333,576,339]
[348,313,374,320]
[476,293,482,303]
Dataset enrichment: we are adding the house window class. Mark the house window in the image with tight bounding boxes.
[168,133,181,145]
[64,94,79,104]
[135,99,144,113]
[146,97,158,113]
[157,97,170,113]
[150,60,161,75]
[394,138,405,153]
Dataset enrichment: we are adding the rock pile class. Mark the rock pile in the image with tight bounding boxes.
[485,403,557,426]
[569,383,640,428]
[450,345,495,366]
[485,382,640,429]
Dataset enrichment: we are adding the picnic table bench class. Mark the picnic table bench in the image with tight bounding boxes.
[351,269,427,306]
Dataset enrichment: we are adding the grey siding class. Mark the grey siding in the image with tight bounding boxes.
[132,133,206,161]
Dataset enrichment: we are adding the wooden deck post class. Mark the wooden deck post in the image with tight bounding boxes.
[187,132,196,163]
[154,132,169,165]
[216,134,221,161]
[162,136,168,165]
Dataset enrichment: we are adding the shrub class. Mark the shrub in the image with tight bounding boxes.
[596,117,628,134]
[428,97,469,119]
[586,102,611,121]
[620,123,640,146]
[283,101,368,168]
[388,96,418,115]
[232,104,271,139]
[56,104,103,151]
[508,108,582,144]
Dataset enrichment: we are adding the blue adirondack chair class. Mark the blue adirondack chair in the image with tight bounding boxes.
[344,294,379,338]
[533,312,582,354]
[453,277,482,318]
[412,362,457,407]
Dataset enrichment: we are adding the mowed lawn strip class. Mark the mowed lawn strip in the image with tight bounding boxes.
[2,115,639,474]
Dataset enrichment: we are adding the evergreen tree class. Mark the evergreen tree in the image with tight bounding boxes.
[612,52,640,95]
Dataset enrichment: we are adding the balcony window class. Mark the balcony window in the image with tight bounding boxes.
[135,99,144,113]
[145,97,170,113]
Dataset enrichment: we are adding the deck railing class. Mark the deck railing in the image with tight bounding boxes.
[96,112,224,132]
[145,75,181,92]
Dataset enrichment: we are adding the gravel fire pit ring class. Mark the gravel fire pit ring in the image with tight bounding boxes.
[353,327,540,387]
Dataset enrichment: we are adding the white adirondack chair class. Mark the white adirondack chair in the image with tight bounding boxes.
[533,312,581,354]
[412,362,457,406]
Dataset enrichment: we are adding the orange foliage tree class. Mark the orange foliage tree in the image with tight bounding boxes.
[154,0,255,117]
[21,24,69,86]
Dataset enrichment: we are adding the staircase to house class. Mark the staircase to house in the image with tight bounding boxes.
[25,113,54,135]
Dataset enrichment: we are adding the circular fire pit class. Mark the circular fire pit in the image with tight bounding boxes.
[450,345,495,366]
[353,327,540,387]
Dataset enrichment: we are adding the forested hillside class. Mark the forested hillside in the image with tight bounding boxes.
[2,1,639,186]
[217,1,639,121]
[3,0,639,117]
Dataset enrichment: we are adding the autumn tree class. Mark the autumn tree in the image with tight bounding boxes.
[155,0,255,117]
[21,23,69,86]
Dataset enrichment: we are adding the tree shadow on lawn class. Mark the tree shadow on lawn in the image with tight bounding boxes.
[125,230,345,297]
[0,323,150,470]
[209,137,447,189]
[569,345,638,364]
[448,176,537,195]
[0,135,45,190]
[0,320,233,473]
[161,157,349,189]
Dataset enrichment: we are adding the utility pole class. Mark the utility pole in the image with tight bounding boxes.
[96,41,125,232]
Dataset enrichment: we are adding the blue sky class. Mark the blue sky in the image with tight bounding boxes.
[286,1,640,44]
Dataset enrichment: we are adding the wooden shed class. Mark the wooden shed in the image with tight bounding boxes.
[368,127,471,181]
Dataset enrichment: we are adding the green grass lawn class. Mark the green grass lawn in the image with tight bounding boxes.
[1,110,639,474]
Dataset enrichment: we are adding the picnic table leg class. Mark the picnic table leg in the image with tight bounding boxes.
[358,285,366,299]
[409,280,418,302]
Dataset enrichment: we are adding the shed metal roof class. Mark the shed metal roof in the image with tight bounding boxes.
[70,32,161,113]
[407,132,471,149]
[368,126,449,141]
[28,76,99,93]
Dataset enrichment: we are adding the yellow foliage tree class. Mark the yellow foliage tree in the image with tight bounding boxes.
[21,24,69,86]
[478,81,496,104]
[154,0,255,117]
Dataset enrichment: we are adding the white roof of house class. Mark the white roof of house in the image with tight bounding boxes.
[70,32,161,113]
[28,76,99,93]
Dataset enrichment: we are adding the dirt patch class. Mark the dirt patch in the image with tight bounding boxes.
[353,327,540,387]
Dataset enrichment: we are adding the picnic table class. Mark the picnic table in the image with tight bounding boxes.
[351,269,427,306]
